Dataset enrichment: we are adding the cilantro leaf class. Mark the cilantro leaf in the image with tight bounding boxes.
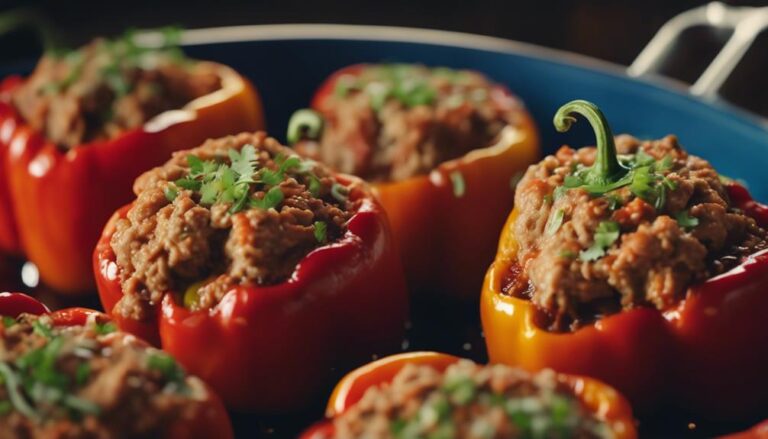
[93,321,116,335]
[250,187,284,210]
[580,221,620,262]
[2,316,15,328]
[164,186,178,202]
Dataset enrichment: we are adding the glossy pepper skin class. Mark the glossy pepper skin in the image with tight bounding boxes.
[0,63,264,293]
[310,64,540,300]
[0,292,233,439]
[300,351,637,439]
[94,185,409,412]
[481,182,768,418]
[0,77,23,255]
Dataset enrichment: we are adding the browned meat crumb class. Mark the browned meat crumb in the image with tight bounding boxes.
[511,135,767,331]
[299,64,528,181]
[110,132,357,319]
[329,361,612,439]
[11,35,220,149]
[0,313,213,438]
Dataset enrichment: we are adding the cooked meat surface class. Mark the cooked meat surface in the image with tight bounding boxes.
[110,132,356,319]
[300,64,528,181]
[329,361,612,439]
[509,135,767,331]
[11,30,220,149]
[0,313,213,438]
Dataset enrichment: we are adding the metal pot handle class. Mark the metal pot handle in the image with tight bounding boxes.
[628,2,768,98]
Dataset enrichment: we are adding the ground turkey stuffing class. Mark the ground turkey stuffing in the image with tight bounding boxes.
[110,132,356,320]
[510,135,768,331]
[326,361,612,439]
[0,313,214,438]
[297,64,528,181]
[11,30,220,149]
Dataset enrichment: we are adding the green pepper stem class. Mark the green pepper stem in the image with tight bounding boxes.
[553,100,626,185]
[286,109,324,145]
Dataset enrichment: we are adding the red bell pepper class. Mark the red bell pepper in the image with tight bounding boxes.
[301,351,638,439]
[0,292,233,439]
[0,63,264,293]
[482,178,768,417]
[307,64,540,300]
[94,186,409,412]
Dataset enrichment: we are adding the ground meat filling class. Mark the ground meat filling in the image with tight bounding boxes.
[303,64,527,181]
[330,361,612,439]
[0,314,211,438]
[110,132,356,319]
[11,30,220,149]
[509,135,768,331]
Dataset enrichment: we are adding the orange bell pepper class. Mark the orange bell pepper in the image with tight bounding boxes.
[305,64,540,299]
[482,179,768,418]
[301,351,637,439]
[0,292,233,439]
[94,187,409,412]
[0,63,264,293]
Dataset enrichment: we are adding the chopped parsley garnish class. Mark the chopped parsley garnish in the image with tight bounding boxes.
[441,375,477,406]
[580,221,620,262]
[32,320,53,338]
[675,210,700,230]
[169,145,332,215]
[2,316,16,328]
[147,352,186,386]
[450,171,466,198]
[43,27,185,97]
[313,221,328,243]
[93,321,117,336]
[545,209,565,236]
[75,363,91,386]
[286,109,324,145]
[331,183,349,203]
[334,64,442,112]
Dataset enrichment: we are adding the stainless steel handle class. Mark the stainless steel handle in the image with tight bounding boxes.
[628,2,768,98]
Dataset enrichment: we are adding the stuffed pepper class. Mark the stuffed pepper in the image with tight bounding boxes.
[481,100,768,418]
[0,28,264,292]
[0,292,232,438]
[94,132,408,411]
[302,351,636,439]
[288,64,539,299]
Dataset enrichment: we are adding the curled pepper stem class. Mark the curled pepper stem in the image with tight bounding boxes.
[553,100,626,185]
[287,109,324,145]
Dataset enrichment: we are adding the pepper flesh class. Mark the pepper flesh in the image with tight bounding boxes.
[94,185,409,411]
[310,65,540,300]
[481,183,768,418]
[301,351,637,439]
[0,292,233,439]
[0,63,264,293]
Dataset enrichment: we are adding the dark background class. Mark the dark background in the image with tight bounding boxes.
[2,0,768,116]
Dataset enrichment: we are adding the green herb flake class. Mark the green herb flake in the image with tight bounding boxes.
[559,249,577,259]
[93,321,116,336]
[308,175,322,197]
[313,221,327,243]
[164,186,178,202]
[75,362,91,386]
[32,320,53,338]
[545,209,565,236]
[147,352,185,384]
[250,186,284,210]
[580,220,620,262]
[450,171,466,198]
[331,183,349,203]
[675,210,700,231]
[2,316,15,328]
[442,375,477,406]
